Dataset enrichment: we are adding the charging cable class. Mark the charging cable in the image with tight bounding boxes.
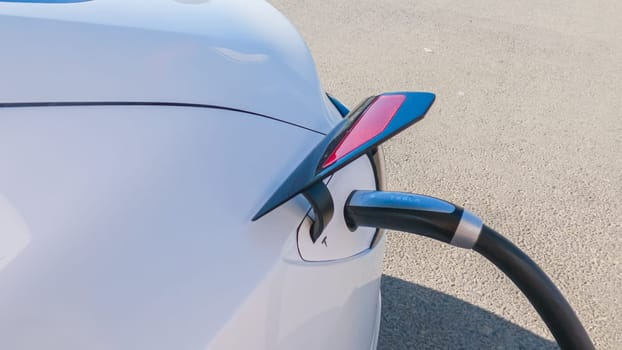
[345,190,594,350]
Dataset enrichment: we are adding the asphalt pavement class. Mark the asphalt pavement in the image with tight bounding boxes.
[271,1,621,349]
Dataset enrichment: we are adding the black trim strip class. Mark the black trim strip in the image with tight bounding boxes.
[0,101,326,136]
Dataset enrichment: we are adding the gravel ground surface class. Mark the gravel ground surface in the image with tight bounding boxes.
[271,1,622,349]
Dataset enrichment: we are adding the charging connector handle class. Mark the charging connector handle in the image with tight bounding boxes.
[345,190,482,249]
[344,190,595,350]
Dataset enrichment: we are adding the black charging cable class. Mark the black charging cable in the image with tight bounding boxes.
[344,190,595,350]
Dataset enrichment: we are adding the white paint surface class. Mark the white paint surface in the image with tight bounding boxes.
[0,194,31,271]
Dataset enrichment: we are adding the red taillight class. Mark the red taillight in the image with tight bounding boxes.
[322,94,406,168]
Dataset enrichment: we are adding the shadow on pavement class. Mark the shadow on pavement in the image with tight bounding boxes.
[378,275,559,349]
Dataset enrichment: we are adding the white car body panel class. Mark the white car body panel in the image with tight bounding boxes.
[0,1,385,349]
[0,106,383,350]
[0,0,341,133]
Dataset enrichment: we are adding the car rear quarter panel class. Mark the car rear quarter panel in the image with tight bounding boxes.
[0,105,383,350]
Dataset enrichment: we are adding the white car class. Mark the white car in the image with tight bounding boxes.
[0,1,394,349]
[0,1,594,350]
